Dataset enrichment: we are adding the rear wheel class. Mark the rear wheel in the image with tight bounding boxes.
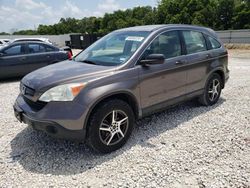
[87,99,135,153]
[199,73,222,106]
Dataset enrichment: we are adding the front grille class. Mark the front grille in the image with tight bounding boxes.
[25,87,35,96]
[20,83,47,111]
[20,83,35,97]
[23,96,47,111]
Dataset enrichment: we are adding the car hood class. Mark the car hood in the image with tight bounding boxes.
[22,60,115,91]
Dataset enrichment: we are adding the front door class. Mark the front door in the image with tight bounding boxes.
[24,43,51,74]
[138,30,187,112]
[0,44,27,79]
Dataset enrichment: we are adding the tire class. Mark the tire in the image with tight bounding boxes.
[199,73,223,106]
[87,99,135,153]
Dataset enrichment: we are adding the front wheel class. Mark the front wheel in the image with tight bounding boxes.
[199,73,223,106]
[87,99,135,153]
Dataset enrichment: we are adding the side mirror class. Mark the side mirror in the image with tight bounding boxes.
[0,52,4,57]
[140,54,165,66]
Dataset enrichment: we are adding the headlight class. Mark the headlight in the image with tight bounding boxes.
[39,83,86,102]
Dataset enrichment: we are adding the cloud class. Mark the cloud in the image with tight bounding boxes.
[98,0,120,12]
[0,0,122,33]
[62,0,86,18]
[0,5,42,32]
[15,0,47,10]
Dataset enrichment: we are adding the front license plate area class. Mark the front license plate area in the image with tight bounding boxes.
[14,106,23,122]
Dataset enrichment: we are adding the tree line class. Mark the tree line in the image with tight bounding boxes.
[2,0,249,35]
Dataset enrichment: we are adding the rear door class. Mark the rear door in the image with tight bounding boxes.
[43,45,68,64]
[138,30,187,112]
[25,43,49,73]
[181,30,209,94]
[0,44,27,79]
[43,44,58,64]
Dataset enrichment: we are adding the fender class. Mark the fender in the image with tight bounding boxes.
[83,90,141,129]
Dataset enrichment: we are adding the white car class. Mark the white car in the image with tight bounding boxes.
[1,39,10,43]
[11,38,53,45]
[0,40,5,47]
[0,39,10,49]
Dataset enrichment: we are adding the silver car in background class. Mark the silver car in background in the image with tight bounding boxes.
[10,38,53,45]
[0,39,10,48]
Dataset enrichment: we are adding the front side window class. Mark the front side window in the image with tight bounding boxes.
[28,44,46,53]
[182,31,207,54]
[143,31,181,59]
[74,31,150,66]
[207,36,221,49]
[3,45,24,56]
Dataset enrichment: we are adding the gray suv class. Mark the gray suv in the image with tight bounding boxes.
[14,25,229,153]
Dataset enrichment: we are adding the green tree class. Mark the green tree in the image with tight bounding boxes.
[13,30,37,35]
[157,0,217,26]
[215,0,235,30]
[233,0,250,29]
[7,1,250,35]
[0,32,10,35]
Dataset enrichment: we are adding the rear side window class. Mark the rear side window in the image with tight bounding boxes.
[28,44,46,53]
[207,36,221,49]
[182,31,207,54]
[3,45,25,56]
[144,30,181,59]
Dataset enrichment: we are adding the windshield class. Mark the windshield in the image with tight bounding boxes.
[74,31,150,66]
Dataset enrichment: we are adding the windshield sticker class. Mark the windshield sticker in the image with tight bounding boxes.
[125,36,144,42]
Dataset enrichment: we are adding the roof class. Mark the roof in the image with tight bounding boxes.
[116,25,167,32]
[0,41,58,51]
[116,24,217,37]
[13,38,48,41]
[6,41,50,45]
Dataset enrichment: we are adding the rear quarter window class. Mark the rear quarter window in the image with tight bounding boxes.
[207,36,221,49]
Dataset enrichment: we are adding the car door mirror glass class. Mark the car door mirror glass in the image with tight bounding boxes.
[140,54,165,65]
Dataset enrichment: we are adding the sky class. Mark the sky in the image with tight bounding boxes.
[0,0,158,33]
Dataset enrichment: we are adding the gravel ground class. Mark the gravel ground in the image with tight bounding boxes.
[0,50,249,187]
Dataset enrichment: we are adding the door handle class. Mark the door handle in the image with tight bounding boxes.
[46,55,51,58]
[206,54,211,59]
[175,60,186,65]
[20,57,26,61]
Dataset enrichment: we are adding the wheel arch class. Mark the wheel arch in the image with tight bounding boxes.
[84,91,140,132]
[206,68,225,89]
[214,69,225,88]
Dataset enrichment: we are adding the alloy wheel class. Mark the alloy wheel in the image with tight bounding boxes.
[99,110,129,146]
[208,78,220,102]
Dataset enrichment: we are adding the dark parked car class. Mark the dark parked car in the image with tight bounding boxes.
[14,25,229,153]
[0,41,72,79]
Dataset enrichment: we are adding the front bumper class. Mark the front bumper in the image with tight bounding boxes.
[14,95,87,141]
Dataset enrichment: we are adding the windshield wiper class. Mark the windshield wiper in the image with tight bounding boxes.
[79,60,97,65]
